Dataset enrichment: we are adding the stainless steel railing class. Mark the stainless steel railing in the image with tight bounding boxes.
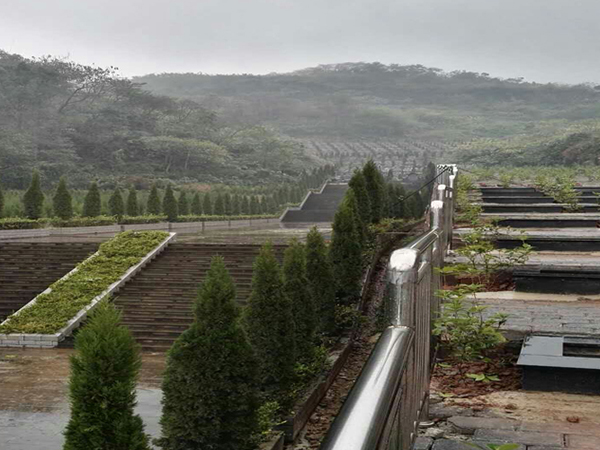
[321,164,457,450]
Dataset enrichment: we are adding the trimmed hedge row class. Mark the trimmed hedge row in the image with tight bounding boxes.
[0,230,170,334]
[0,214,279,230]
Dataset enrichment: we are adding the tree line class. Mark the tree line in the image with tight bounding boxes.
[0,166,335,222]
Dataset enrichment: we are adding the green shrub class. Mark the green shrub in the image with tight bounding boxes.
[0,231,169,334]
[283,239,316,361]
[243,243,296,403]
[0,217,43,230]
[213,193,225,215]
[362,160,386,223]
[433,285,507,361]
[0,182,4,218]
[63,302,150,450]
[163,185,178,222]
[48,216,116,228]
[305,227,336,334]
[126,187,139,216]
[23,170,44,219]
[53,176,74,220]
[147,183,162,215]
[330,199,363,303]
[177,191,189,216]
[82,181,101,217]
[191,192,202,215]
[118,215,167,224]
[202,193,212,215]
[348,169,371,224]
[109,187,125,217]
[159,257,260,450]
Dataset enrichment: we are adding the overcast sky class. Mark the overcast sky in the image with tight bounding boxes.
[1,0,599,84]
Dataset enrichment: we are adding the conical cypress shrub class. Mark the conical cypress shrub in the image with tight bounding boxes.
[224,193,232,216]
[178,191,189,216]
[191,192,202,215]
[243,243,296,402]
[213,193,225,215]
[362,160,385,223]
[159,257,260,450]
[53,176,74,220]
[283,239,316,361]
[163,185,178,222]
[249,196,259,215]
[305,227,336,334]
[394,184,407,219]
[241,196,250,215]
[345,188,365,247]
[0,182,4,218]
[126,187,139,217]
[23,170,45,220]
[147,184,162,215]
[108,187,125,217]
[330,198,363,303]
[231,194,241,216]
[202,193,213,216]
[63,302,150,450]
[82,181,101,217]
[348,169,371,225]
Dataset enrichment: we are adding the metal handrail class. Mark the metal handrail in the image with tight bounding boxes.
[320,164,457,450]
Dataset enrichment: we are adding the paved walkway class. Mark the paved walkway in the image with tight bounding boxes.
[0,349,164,450]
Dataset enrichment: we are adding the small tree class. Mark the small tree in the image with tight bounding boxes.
[53,176,74,220]
[63,302,150,450]
[362,160,385,223]
[202,193,213,215]
[159,257,260,450]
[283,239,316,361]
[126,187,139,217]
[344,188,365,247]
[23,170,45,219]
[231,194,241,215]
[305,227,336,334]
[163,185,178,222]
[0,182,4,218]
[330,199,363,303]
[82,181,101,217]
[147,184,162,215]
[348,169,371,225]
[178,191,189,216]
[108,187,125,217]
[249,196,259,215]
[224,193,232,216]
[241,196,250,215]
[191,192,202,215]
[243,243,296,402]
[213,193,225,215]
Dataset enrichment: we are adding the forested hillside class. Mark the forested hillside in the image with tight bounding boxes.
[0,51,315,188]
[134,62,600,141]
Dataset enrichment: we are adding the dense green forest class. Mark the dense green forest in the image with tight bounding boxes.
[134,62,600,142]
[0,51,315,189]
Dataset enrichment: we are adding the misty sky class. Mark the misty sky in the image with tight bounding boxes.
[1,0,599,84]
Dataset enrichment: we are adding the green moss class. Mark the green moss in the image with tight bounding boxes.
[0,231,169,334]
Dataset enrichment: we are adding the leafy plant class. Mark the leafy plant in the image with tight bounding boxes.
[466,373,500,383]
[466,444,520,450]
[256,401,285,442]
[433,284,508,360]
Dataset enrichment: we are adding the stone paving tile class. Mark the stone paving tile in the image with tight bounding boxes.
[474,429,563,446]
[413,436,434,450]
[432,439,525,450]
[566,434,600,449]
[521,421,600,437]
[448,416,520,434]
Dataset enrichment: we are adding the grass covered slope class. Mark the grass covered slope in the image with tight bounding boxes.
[0,231,169,334]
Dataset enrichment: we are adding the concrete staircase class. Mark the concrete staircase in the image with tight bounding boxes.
[281,183,348,225]
[0,242,99,321]
[113,243,286,352]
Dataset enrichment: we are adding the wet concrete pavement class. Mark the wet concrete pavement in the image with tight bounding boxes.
[0,349,166,450]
